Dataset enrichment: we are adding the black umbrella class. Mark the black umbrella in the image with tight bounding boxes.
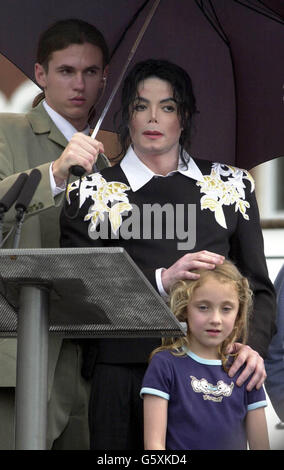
[0,0,283,169]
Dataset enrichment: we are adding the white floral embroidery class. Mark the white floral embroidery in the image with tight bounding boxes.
[67,174,132,235]
[196,163,255,229]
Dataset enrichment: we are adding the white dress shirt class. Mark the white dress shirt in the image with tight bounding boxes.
[120,145,204,192]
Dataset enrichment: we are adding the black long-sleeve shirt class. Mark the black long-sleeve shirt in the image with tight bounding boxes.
[60,151,276,367]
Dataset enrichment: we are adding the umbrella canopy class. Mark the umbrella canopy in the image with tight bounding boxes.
[0,0,283,169]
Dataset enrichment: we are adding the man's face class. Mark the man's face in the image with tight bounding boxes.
[128,77,182,165]
[35,42,107,130]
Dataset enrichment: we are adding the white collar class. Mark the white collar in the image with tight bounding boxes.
[42,100,90,142]
[120,146,204,192]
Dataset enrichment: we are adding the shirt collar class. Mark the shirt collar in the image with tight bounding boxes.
[120,146,204,192]
[42,100,90,142]
[184,348,222,366]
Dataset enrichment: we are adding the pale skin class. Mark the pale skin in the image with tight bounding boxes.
[143,277,270,450]
[34,42,108,186]
[129,77,266,391]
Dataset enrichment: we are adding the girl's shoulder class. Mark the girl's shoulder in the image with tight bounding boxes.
[150,348,187,365]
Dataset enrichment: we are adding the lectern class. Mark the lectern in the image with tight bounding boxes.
[0,247,184,449]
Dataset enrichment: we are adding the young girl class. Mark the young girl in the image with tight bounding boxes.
[140,261,270,450]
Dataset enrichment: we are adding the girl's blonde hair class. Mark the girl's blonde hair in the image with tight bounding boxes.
[151,260,253,371]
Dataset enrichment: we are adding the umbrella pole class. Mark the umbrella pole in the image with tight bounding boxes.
[91,0,161,139]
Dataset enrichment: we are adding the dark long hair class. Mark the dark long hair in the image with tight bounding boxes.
[33,18,109,108]
[115,59,198,164]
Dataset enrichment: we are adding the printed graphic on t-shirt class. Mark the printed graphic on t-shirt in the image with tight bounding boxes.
[190,375,234,403]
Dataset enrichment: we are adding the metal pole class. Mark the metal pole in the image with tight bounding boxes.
[15,285,49,450]
[91,0,161,139]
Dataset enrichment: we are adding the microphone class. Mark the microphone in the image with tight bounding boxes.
[0,173,29,246]
[13,169,42,249]
[15,169,42,213]
[0,173,29,213]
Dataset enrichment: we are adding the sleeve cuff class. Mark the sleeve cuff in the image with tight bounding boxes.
[247,400,267,411]
[140,387,170,401]
[155,268,169,300]
[49,162,66,196]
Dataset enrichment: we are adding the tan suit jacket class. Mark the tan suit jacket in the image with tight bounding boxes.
[0,102,109,393]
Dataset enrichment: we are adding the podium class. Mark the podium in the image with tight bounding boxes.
[0,247,184,449]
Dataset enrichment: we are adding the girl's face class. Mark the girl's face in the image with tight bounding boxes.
[186,277,239,360]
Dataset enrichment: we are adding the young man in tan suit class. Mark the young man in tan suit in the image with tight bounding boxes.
[0,18,110,449]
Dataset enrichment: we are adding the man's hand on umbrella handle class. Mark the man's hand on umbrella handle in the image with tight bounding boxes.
[227,343,266,391]
[52,132,104,186]
[161,250,225,294]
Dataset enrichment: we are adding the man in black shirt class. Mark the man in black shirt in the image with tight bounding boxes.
[61,59,276,449]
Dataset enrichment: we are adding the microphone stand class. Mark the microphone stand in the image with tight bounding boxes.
[0,208,4,246]
[12,206,49,449]
[13,207,25,249]
[1,168,49,449]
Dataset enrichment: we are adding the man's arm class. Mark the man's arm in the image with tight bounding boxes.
[229,185,276,358]
[225,181,276,389]
[0,130,107,233]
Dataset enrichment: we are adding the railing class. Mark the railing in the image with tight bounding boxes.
[261,219,284,229]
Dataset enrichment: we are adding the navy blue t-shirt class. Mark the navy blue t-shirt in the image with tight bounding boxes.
[140,349,267,450]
